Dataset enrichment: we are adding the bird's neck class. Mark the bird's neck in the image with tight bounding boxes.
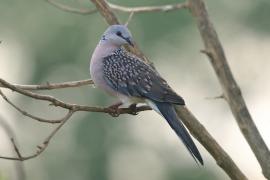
[93,41,119,58]
[90,41,120,94]
[90,41,120,82]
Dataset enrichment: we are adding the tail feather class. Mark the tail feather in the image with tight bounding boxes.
[153,101,203,165]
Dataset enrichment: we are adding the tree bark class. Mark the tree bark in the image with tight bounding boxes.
[188,0,270,178]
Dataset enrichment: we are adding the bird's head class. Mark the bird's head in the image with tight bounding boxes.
[101,25,134,47]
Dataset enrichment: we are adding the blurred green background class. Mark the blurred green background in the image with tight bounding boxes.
[1,0,270,180]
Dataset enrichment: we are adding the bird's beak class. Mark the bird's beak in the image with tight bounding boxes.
[125,37,134,47]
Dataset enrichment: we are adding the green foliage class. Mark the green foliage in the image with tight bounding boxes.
[245,1,270,33]
[0,172,6,180]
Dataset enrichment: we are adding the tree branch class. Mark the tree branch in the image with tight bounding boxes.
[46,0,97,15]
[0,110,75,161]
[0,79,93,91]
[90,0,247,179]
[108,2,188,13]
[175,106,247,180]
[187,0,270,178]
[0,115,26,180]
[0,77,151,160]
[0,89,70,123]
[125,12,135,26]
[10,138,23,160]
[46,0,188,15]
[0,78,151,116]
[90,0,150,62]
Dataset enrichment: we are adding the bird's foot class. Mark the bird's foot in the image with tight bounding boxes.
[128,104,138,115]
[107,102,122,117]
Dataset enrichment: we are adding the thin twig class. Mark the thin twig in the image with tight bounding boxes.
[0,78,151,161]
[205,94,225,100]
[0,90,69,123]
[0,115,26,180]
[10,138,23,160]
[0,78,151,115]
[188,0,270,178]
[0,79,93,91]
[0,110,74,161]
[46,0,188,15]
[125,12,135,26]
[46,0,97,15]
[90,0,149,63]
[108,2,189,13]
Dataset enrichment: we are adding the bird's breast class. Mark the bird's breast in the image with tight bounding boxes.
[90,42,120,96]
[90,57,116,96]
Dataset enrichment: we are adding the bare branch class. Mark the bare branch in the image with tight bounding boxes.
[0,115,26,180]
[46,0,97,15]
[90,0,149,63]
[0,90,69,123]
[0,79,93,91]
[0,110,74,161]
[205,94,225,100]
[176,106,247,180]
[0,102,148,161]
[10,138,23,160]
[0,78,151,115]
[188,0,270,178]
[125,12,135,26]
[108,2,189,13]
[46,0,188,16]
[0,77,151,161]
[90,0,248,179]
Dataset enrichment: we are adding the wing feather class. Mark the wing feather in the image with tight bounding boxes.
[103,48,185,105]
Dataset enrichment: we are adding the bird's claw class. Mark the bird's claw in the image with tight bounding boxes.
[129,104,138,116]
[107,103,139,117]
[107,102,123,117]
[107,106,120,117]
[109,112,120,117]
[130,111,138,115]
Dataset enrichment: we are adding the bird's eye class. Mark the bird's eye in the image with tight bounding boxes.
[116,31,122,36]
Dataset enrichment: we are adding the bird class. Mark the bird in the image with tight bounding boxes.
[90,25,203,165]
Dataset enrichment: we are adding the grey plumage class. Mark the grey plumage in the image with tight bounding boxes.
[103,48,185,104]
[154,101,203,165]
[90,25,203,165]
[102,47,203,165]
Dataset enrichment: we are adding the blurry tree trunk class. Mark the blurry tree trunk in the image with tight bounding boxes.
[188,0,270,179]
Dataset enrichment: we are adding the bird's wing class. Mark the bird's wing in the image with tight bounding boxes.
[103,48,185,105]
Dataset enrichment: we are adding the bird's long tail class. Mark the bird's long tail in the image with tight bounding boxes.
[152,101,203,165]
